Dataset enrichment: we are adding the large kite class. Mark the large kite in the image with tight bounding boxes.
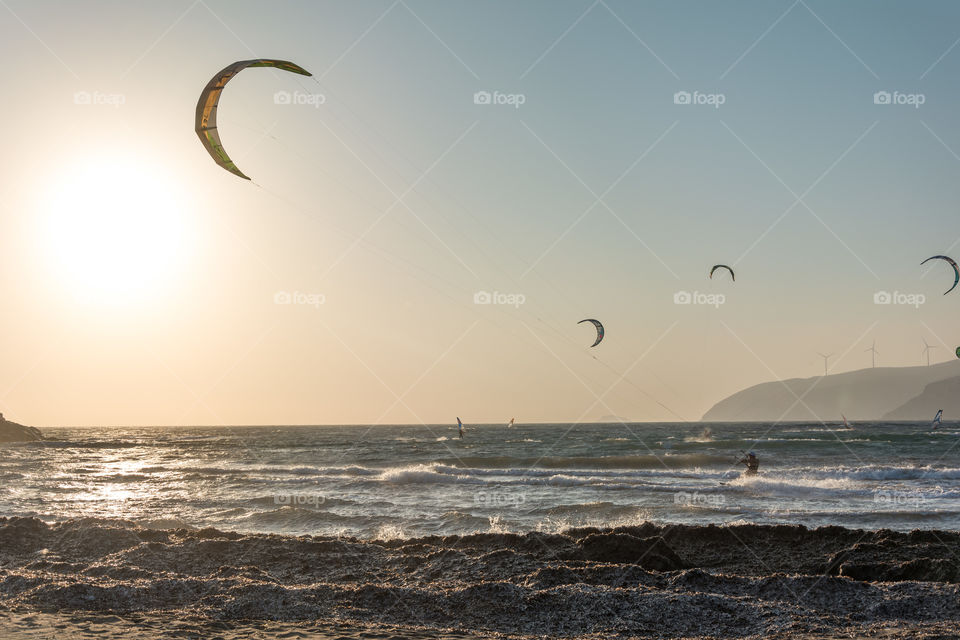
[709,264,735,281]
[578,319,604,348]
[195,59,312,180]
[921,255,959,295]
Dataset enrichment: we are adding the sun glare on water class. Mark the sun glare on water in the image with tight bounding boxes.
[40,158,191,304]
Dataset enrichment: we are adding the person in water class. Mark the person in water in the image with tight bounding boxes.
[738,452,759,475]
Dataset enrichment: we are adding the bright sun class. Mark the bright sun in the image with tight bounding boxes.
[41,158,190,304]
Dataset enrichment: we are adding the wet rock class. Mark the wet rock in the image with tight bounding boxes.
[579,533,685,570]
[841,558,960,583]
[3,518,960,638]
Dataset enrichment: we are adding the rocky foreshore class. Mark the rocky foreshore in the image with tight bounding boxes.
[1,517,959,638]
[0,415,42,443]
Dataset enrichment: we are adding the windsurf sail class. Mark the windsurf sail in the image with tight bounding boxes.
[457,417,464,438]
[933,409,943,429]
[842,414,849,428]
[507,418,515,428]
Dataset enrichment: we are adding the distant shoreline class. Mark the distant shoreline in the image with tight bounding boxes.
[704,360,960,421]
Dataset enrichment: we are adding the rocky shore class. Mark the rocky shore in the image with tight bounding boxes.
[1,517,959,638]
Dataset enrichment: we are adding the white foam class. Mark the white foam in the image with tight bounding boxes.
[799,466,960,482]
[487,515,509,533]
[377,464,483,485]
[374,524,405,541]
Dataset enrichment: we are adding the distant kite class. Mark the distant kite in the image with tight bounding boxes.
[195,59,312,180]
[921,255,959,295]
[956,346,960,359]
[578,319,604,348]
[709,264,735,281]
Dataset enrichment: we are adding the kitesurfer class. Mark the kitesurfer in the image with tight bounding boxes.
[738,452,759,475]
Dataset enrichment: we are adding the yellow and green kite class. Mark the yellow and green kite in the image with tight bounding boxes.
[195,59,312,180]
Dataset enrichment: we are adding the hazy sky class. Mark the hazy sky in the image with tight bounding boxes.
[2,0,960,426]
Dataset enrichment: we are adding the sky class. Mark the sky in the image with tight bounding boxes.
[2,0,960,427]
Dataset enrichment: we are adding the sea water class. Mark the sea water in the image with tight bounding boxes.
[1,422,958,537]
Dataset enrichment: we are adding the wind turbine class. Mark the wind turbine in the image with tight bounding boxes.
[817,352,834,377]
[921,338,938,366]
[865,340,879,368]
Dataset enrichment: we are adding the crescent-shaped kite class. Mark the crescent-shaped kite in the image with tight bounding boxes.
[578,319,604,348]
[921,255,959,295]
[195,59,312,180]
[709,264,735,281]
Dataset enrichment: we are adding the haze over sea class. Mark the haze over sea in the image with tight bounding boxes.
[4,422,959,537]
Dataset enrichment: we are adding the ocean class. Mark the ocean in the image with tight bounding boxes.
[2,421,959,537]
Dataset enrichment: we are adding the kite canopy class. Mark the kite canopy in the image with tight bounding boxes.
[195,59,312,180]
[709,264,735,281]
[956,346,960,359]
[578,319,604,348]
[921,255,959,295]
